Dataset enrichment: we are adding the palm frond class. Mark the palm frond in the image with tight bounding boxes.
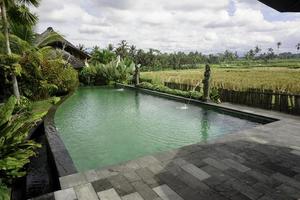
[0,32,32,54]
[9,34,32,54]
[17,0,40,7]
[10,22,35,43]
[8,4,38,26]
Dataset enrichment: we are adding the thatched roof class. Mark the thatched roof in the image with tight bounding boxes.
[258,0,300,12]
[60,50,86,69]
[36,27,90,69]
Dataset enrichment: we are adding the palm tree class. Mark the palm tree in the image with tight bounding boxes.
[129,45,136,61]
[254,46,261,55]
[115,40,129,59]
[276,42,282,55]
[276,42,281,49]
[296,43,300,51]
[0,0,40,100]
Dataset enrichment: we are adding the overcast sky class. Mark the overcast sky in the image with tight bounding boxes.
[32,0,300,54]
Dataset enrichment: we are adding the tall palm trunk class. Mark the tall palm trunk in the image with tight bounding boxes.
[1,2,20,100]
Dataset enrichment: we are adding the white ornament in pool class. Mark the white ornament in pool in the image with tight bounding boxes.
[177,104,188,110]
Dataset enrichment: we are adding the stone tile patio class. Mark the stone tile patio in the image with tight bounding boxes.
[30,104,300,200]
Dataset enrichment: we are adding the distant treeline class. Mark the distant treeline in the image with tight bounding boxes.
[81,40,300,71]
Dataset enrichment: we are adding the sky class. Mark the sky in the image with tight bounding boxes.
[32,0,300,54]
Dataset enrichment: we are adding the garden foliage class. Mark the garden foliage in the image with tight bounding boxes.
[0,33,79,100]
[80,57,135,85]
[138,82,221,103]
[0,96,45,199]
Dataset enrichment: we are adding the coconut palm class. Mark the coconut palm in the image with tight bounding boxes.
[115,40,129,59]
[296,43,300,51]
[254,46,261,55]
[276,42,281,49]
[0,0,40,100]
[276,42,282,55]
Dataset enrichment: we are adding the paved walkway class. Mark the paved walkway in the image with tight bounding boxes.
[31,104,300,200]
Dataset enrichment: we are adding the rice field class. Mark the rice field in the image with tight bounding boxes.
[141,67,300,94]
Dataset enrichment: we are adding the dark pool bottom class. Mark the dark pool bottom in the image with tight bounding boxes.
[54,86,262,171]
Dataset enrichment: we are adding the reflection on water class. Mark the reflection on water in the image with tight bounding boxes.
[55,87,261,171]
[200,110,210,142]
[115,88,124,91]
[176,104,189,110]
[134,91,140,113]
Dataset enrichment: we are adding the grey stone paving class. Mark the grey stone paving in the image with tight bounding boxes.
[30,104,300,200]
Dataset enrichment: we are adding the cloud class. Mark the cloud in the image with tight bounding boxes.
[33,0,300,53]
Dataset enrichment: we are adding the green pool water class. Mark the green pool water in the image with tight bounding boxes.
[55,87,261,171]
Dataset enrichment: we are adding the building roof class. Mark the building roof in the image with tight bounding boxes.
[258,0,300,12]
[36,27,91,61]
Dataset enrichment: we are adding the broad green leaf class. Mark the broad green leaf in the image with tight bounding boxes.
[0,96,17,127]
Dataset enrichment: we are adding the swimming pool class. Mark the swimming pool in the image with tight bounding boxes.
[55,86,262,171]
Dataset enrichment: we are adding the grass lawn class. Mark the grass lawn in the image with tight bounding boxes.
[141,67,300,94]
[31,96,61,114]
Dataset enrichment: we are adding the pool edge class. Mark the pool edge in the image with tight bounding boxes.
[45,84,284,179]
[117,83,279,123]
[44,94,78,178]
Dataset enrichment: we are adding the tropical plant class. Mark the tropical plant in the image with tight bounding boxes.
[9,22,35,43]
[254,46,261,54]
[0,96,44,198]
[277,42,281,50]
[296,43,300,51]
[115,40,129,59]
[0,31,78,100]
[0,182,10,200]
[90,48,116,65]
[0,0,40,100]
[209,88,221,103]
[80,57,135,85]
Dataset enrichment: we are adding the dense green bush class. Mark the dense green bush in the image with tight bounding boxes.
[0,33,79,101]
[0,96,45,198]
[138,82,203,100]
[0,182,10,200]
[14,96,32,113]
[18,48,79,99]
[80,57,135,85]
[138,82,221,103]
[40,59,78,96]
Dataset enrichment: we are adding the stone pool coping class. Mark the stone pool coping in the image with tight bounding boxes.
[44,94,78,177]
[117,84,288,122]
[35,99,300,200]
[44,84,297,178]
[34,85,300,199]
